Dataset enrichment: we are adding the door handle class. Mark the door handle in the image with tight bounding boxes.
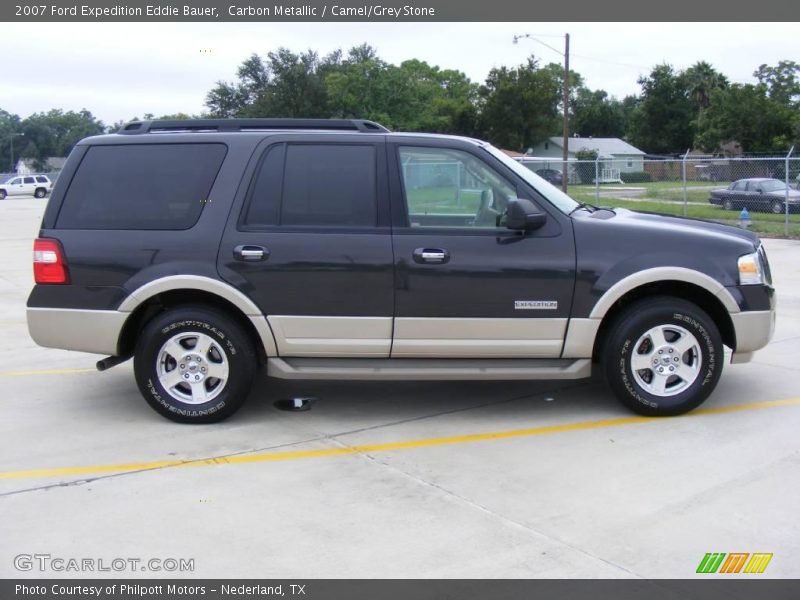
[233,245,269,261]
[413,248,450,264]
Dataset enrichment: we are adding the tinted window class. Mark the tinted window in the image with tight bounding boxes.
[23,177,35,184]
[282,145,376,227]
[243,144,284,226]
[35,176,48,183]
[243,144,377,228]
[57,143,226,230]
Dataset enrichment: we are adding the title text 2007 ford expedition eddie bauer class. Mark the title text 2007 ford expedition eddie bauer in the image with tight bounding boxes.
[26,119,775,423]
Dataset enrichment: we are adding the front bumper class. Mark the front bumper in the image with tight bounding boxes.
[729,309,776,363]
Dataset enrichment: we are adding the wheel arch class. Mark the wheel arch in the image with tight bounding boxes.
[116,276,277,360]
[591,279,737,360]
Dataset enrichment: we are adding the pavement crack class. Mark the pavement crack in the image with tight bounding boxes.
[323,433,644,579]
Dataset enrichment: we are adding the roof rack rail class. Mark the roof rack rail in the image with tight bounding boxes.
[117,118,390,135]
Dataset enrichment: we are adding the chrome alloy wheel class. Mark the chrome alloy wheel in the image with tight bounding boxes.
[156,332,229,404]
[630,324,702,397]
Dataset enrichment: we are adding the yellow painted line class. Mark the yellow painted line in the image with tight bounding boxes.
[1,397,799,481]
[0,367,96,378]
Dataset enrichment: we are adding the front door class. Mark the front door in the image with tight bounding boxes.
[7,177,24,196]
[218,136,394,357]
[387,139,576,358]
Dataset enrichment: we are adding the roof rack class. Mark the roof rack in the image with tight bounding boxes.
[117,118,390,135]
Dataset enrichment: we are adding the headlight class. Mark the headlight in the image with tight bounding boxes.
[738,251,764,285]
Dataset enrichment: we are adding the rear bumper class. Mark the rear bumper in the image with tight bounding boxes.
[26,307,126,355]
[730,309,776,363]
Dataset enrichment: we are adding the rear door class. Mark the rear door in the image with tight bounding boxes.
[218,134,394,357]
[22,176,36,195]
[387,138,576,358]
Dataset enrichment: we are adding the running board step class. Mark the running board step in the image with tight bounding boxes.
[266,357,592,381]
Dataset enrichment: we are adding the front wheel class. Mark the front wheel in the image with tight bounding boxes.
[771,199,784,214]
[134,306,256,423]
[722,198,733,211]
[0,190,6,200]
[602,297,723,416]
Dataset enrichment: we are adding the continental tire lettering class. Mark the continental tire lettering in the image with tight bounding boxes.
[674,312,716,387]
[620,337,658,408]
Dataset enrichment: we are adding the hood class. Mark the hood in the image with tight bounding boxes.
[767,189,800,199]
[586,207,760,247]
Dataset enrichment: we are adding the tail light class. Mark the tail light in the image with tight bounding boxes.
[33,238,69,284]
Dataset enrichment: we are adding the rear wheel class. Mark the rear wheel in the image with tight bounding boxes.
[34,188,46,198]
[134,306,256,423]
[602,297,723,416]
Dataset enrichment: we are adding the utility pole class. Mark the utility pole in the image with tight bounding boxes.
[9,132,24,174]
[512,32,571,192]
[562,33,570,193]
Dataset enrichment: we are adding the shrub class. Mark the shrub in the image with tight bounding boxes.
[621,171,653,183]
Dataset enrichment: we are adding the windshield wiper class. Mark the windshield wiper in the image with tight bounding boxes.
[569,202,597,215]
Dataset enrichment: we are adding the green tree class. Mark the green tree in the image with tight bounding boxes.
[0,109,22,172]
[754,60,800,105]
[17,109,104,168]
[479,56,560,151]
[626,64,694,154]
[695,83,797,153]
[206,49,335,118]
[684,61,728,113]
[574,147,599,184]
[571,88,626,137]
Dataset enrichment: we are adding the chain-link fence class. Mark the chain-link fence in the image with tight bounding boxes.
[519,152,800,238]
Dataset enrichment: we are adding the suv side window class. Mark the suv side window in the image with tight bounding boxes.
[56,143,226,230]
[244,143,377,228]
[398,146,516,229]
[23,177,35,184]
[9,178,21,185]
[35,176,48,183]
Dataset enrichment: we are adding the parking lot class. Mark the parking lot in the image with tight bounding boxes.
[1,195,798,579]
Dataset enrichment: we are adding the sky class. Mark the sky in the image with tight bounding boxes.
[1,22,796,125]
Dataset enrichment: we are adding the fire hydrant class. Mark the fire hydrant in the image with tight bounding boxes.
[738,207,751,229]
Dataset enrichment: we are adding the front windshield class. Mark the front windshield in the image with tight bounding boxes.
[761,180,787,192]
[482,144,580,214]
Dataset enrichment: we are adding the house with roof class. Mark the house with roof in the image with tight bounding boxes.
[15,157,67,175]
[525,136,646,183]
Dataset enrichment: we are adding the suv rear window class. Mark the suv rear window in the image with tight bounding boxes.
[56,143,226,230]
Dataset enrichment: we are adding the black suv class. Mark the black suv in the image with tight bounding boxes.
[27,119,775,423]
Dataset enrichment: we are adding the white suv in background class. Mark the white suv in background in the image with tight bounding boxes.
[0,175,52,199]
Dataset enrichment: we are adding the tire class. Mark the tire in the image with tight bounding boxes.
[722,198,733,211]
[34,188,46,198]
[134,305,256,423]
[0,190,6,200]
[602,297,723,417]
[771,200,784,214]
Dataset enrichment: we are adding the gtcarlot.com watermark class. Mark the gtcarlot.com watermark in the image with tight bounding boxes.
[14,553,194,573]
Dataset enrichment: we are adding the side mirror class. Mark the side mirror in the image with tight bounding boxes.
[506,199,547,231]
